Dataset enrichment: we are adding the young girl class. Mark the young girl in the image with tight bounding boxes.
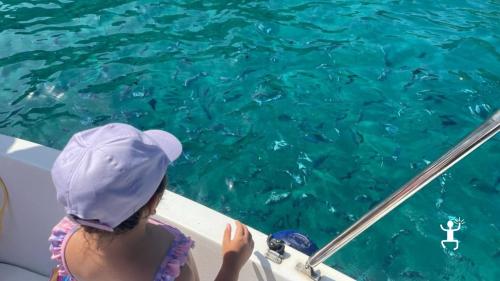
[49,123,254,281]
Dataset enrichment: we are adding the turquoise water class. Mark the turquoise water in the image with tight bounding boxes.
[1,0,499,279]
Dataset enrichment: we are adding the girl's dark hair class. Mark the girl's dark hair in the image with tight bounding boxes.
[81,176,166,236]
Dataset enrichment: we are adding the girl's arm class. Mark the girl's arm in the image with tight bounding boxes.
[214,221,254,281]
[214,262,239,281]
[177,251,199,281]
[189,252,200,281]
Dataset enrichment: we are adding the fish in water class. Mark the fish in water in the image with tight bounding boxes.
[335,113,348,121]
[468,103,491,118]
[265,191,291,205]
[377,68,390,81]
[315,122,325,130]
[148,98,157,111]
[439,115,457,126]
[212,123,225,132]
[380,45,392,67]
[423,93,447,104]
[304,133,333,143]
[285,170,303,184]
[400,270,425,279]
[278,114,293,121]
[345,74,358,85]
[404,67,439,90]
[273,139,288,151]
[295,212,301,227]
[354,194,371,202]
[91,115,111,125]
[236,68,257,80]
[312,155,329,168]
[383,253,397,268]
[435,198,444,208]
[199,88,214,120]
[469,178,498,194]
[340,169,359,180]
[219,76,232,82]
[390,229,411,244]
[1,106,24,122]
[350,129,364,145]
[392,146,401,161]
[225,177,235,191]
[201,102,213,120]
[384,123,399,135]
[224,93,242,103]
[252,90,284,105]
[363,99,384,106]
[184,72,208,87]
[411,67,425,77]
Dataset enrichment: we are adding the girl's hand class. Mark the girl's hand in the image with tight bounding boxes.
[221,221,254,272]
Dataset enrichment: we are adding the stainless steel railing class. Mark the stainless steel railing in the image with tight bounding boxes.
[304,110,500,271]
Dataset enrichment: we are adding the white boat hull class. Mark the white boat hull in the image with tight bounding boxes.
[0,134,355,281]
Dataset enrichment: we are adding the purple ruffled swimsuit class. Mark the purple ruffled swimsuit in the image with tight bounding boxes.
[49,217,194,281]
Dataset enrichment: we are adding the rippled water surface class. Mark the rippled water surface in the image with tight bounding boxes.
[1,0,499,280]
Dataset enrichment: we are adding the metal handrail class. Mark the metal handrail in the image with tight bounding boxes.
[305,110,500,270]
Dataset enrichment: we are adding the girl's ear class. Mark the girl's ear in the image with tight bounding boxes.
[145,193,163,216]
[152,192,163,213]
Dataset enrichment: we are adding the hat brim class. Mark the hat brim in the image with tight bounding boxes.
[144,130,183,163]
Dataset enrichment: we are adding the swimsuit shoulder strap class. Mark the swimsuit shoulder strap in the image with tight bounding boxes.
[49,216,80,280]
[149,218,195,281]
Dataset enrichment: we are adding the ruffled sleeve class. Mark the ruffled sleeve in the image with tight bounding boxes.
[48,217,78,278]
[151,220,195,281]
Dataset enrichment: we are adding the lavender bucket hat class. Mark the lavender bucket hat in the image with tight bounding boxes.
[51,123,182,231]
